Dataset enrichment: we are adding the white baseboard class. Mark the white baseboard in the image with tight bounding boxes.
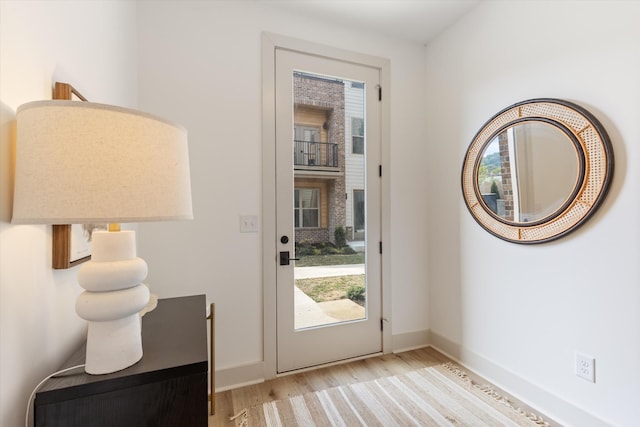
[215,361,265,392]
[391,329,430,353]
[214,331,430,391]
[428,330,610,427]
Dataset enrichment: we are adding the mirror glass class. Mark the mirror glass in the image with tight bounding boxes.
[476,121,580,224]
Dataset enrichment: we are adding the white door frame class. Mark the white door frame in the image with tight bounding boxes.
[262,32,391,379]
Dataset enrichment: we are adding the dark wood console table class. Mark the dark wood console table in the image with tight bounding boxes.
[34,295,208,427]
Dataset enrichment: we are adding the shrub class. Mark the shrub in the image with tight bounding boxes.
[490,180,500,197]
[346,285,365,303]
[295,241,316,257]
[324,246,341,255]
[340,246,357,255]
[296,236,359,257]
[334,226,347,248]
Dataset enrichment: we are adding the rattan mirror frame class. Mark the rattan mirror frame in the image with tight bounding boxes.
[461,98,614,244]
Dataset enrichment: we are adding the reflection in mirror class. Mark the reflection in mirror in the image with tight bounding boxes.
[477,122,579,224]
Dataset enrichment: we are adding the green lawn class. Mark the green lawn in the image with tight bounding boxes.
[296,275,365,303]
[295,253,364,267]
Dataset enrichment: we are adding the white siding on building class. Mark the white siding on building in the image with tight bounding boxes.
[344,81,365,239]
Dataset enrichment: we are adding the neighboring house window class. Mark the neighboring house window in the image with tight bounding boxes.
[352,117,364,154]
[353,189,365,231]
[295,188,319,228]
[295,125,320,142]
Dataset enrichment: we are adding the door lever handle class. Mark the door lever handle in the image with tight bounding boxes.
[279,251,300,266]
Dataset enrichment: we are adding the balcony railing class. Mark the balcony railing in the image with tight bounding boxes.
[294,140,338,168]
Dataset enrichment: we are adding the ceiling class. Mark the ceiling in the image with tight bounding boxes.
[260,0,480,44]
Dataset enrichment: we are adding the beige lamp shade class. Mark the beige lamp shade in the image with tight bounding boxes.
[12,100,193,224]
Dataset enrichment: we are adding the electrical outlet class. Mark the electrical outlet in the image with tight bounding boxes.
[575,352,595,383]
[239,215,259,233]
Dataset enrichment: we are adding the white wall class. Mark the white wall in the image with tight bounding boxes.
[0,1,137,426]
[425,1,640,426]
[136,1,429,375]
[10,1,634,426]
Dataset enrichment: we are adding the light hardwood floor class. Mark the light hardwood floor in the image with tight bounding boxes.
[208,346,558,426]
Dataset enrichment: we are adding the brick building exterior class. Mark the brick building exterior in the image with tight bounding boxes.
[293,72,346,244]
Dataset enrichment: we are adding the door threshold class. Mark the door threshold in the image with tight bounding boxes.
[277,351,384,377]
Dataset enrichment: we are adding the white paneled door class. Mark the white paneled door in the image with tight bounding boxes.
[275,48,382,373]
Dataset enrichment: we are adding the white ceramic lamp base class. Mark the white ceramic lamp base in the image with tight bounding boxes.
[76,230,150,375]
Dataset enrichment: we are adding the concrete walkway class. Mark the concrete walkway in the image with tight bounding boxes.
[294,264,365,329]
[294,264,365,279]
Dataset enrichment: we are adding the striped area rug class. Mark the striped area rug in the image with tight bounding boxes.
[231,363,550,427]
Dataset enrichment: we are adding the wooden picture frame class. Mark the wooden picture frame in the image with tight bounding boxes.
[51,82,107,269]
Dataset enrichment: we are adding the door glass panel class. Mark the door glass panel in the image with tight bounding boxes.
[293,72,366,330]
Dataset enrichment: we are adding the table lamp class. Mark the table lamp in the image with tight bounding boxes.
[12,100,193,375]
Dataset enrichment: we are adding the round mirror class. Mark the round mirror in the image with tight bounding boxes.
[476,120,583,225]
[462,99,613,244]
